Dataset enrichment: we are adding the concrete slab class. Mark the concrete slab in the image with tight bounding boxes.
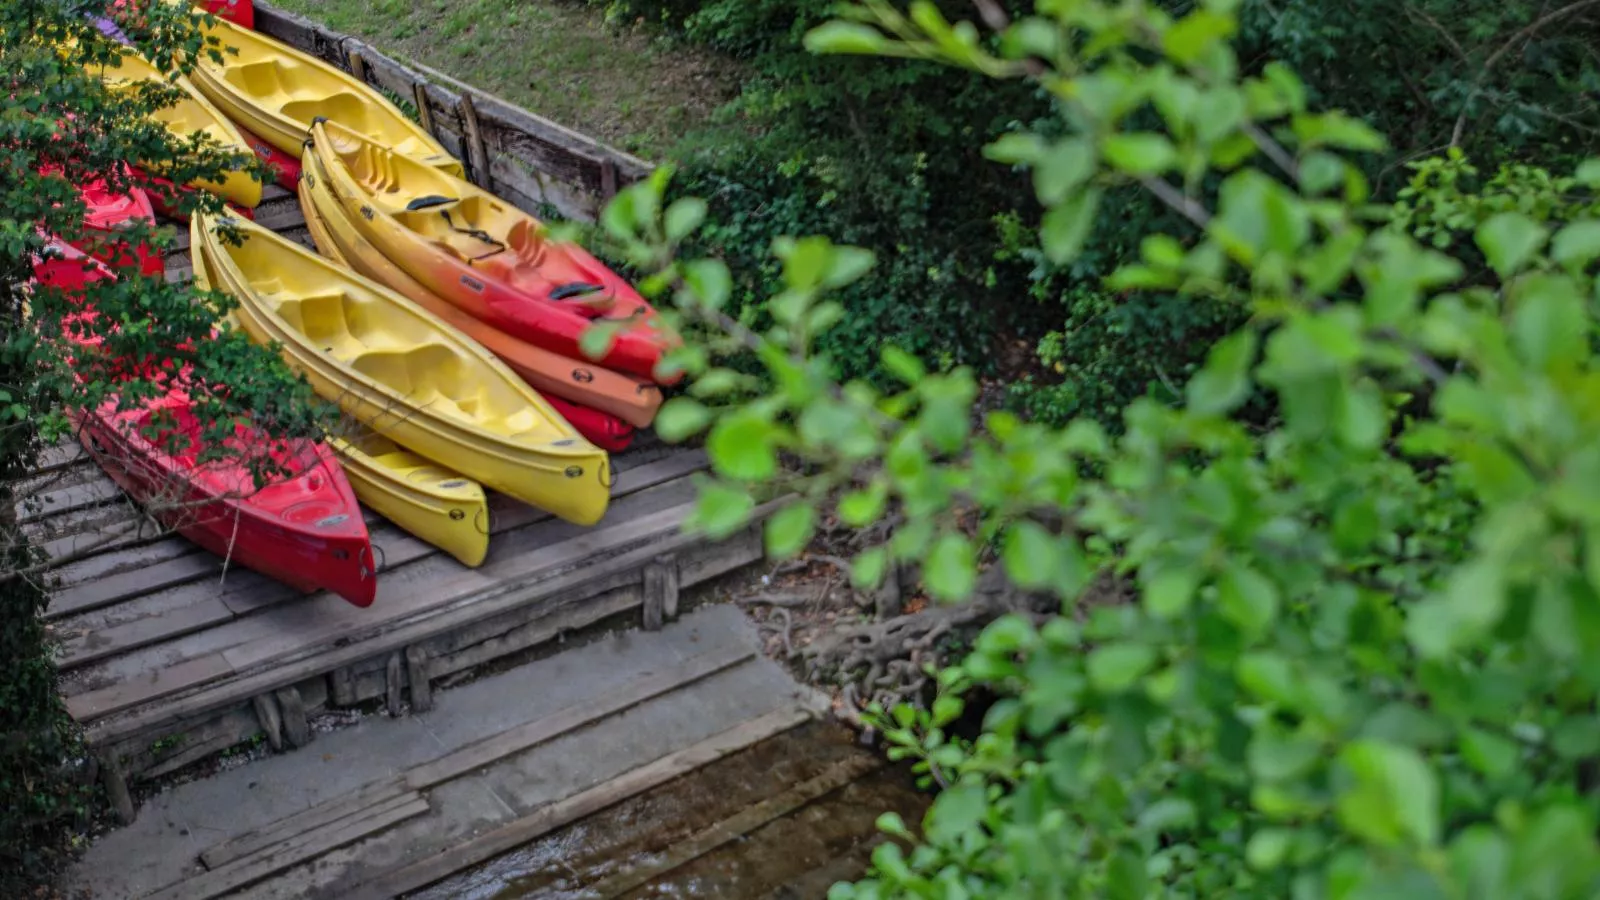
[66,604,795,899]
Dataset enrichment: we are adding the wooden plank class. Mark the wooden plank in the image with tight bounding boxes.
[148,792,429,900]
[404,645,432,713]
[200,777,410,871]
[35,440,86,473]
[79,499,775,746]
[66,652,233,722]
[586,754,888,899]
[166,202,305,251]
[427,583,641,678]
[19,478,124,525]
[329,666,356,707]
[276,685,311,748]
[57,599,234,669]
[198,643,755,873]
[100,751,134,825]
[457,94,491,189]
[55,450,705,623]
[407,643,756,791]
[347,706,813,900]
[384,651,404,717]
[252,693,283,752]
[62,473,697,707]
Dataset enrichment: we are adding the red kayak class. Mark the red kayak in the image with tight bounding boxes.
[235,121,301,190]
[32,238,377,607]
[545,394,634,452]
[199,0,254,29]
[69,175,164,277]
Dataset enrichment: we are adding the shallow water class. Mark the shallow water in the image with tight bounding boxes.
[411,720,930,900]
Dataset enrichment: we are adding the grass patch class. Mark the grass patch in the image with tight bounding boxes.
[271,0,743,158]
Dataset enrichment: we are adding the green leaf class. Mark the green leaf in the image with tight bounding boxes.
[1041,187,1103,265]
[763,503,816,559]
[687,480,756,539]
[706,412,778,481]
[1550,220,1600,268]
[924,532,976,602]
[1337,740,1440,847]
[1575,158,1600,186]
[1475,212,1549,277]
[838,479,889,527]
[1186,329,1258,416]
[578,320,621,361]
[803,21,891,55]
[1102,133,1177,176]
[1162,9,1236,64]
[663,197,706,243]
[822,246,876,289]
[1218,562,1280,636]
[1246,828,1294,871]
[924,781,986,844]
[1291,111,1386,152]
[881,346,926,385]
[984,132,1046,165]
[1511,274,1587,371]
[1142,559,1201,619]
[652,397,713,443]
[852,546,889,590]
[1406,559,1506,658]
[1002,521,1058,590]
[681,258,732,310]
[1088,643,1158,693]
[1033,137,1095,205]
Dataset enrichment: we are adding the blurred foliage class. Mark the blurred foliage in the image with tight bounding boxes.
[599,0,1599,426]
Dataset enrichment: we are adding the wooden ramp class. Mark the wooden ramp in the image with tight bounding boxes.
[22,185,769,807]
[65,606,915,900]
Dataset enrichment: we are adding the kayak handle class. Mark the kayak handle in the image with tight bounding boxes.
[550,282,605,301]
[404,195,456,211]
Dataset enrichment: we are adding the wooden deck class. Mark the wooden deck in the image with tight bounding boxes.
[23,183,768,806]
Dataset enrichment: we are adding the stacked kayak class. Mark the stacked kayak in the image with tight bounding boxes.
[306,119,679,383]
[186,14,460,176]
[190,230,493,566]
[32,232,376,608]
[51,8,691,596]
[193,212,612,527]
[85,44,263,210]
[297,151,657,448]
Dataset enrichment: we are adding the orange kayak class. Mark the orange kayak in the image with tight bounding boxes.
[297,153,663,429]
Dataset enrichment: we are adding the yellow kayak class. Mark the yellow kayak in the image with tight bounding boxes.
[188,219,492,563]
[331,425,490,568]
[85,46,262,208]
[193,213,611,526]
[186,14,461,176]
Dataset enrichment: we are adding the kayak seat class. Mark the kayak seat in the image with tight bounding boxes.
[284,92,382,135]
[350,343,461,398]
[226,59,294,104]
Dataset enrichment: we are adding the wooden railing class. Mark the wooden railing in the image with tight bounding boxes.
[255,1,654,222]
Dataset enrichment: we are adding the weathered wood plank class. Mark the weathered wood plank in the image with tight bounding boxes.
[57,599,234,669]
[384,651,404,718]
[252,693,283,752]
[347,706,813,900]
[66,652,233,721]
[54,450,705,625]
[586,753,888,899]
[404,644,432,713]
[148,792,429,900]
[276,685,311,748]
[81,501,779,748]
[408,643,756,791]
[426,583,641,679]
[200,776,409,871]
[19,478,124,525]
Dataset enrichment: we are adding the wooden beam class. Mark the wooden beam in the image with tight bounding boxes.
[347,705,814,900]
[404,645,432,713]
[251,694,282,752]
[101,751,134,824]
[275,685,311,748]
[147,792,429,900]
[345,48,368,85]
[329,666,356,707]
[457,93,491,190]
[195,643,756,871]
[385,651,404,718]
[411,81,436,138]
